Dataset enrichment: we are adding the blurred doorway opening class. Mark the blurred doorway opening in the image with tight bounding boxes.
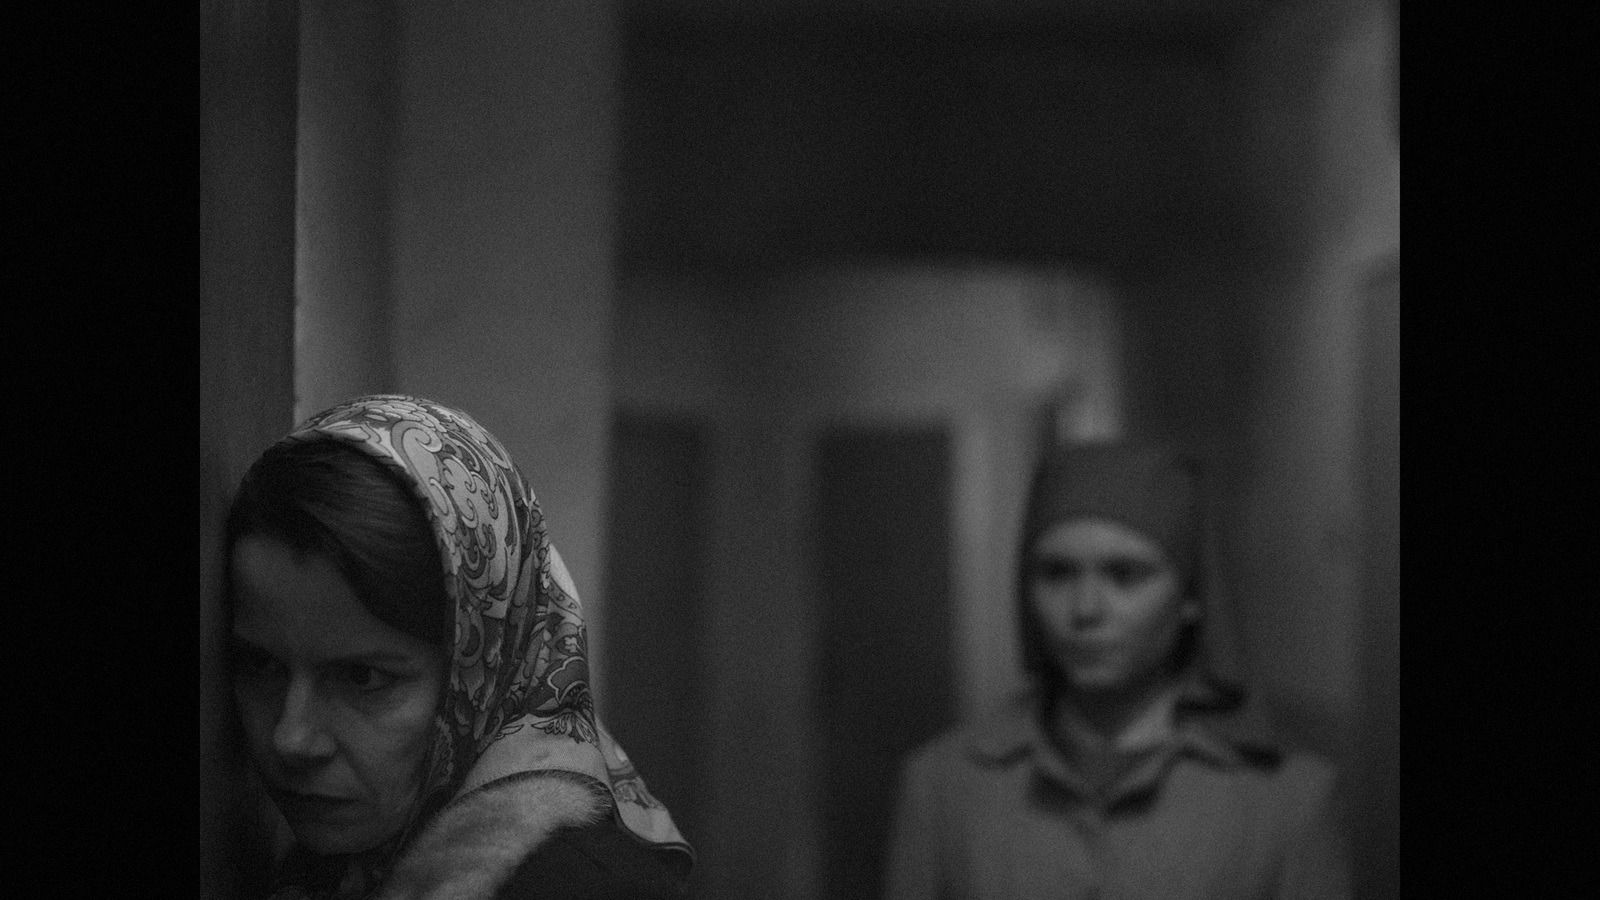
[602,409,711,870]
[813,424,955,900]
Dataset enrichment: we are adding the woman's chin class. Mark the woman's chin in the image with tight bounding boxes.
[1065,672,1127,696]
[287,818,392,857]
[1061,661,1161,700]
[1060,657,1128,692]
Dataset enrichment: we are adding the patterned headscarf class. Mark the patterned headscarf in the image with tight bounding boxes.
[268,395,690,888]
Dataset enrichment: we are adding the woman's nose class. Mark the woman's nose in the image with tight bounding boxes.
[1072,577,1106,624]
[273,678,335,762]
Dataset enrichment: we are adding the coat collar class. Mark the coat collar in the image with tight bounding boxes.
[964,690,1283,805]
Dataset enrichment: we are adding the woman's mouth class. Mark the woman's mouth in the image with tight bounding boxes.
[269,787,359,818]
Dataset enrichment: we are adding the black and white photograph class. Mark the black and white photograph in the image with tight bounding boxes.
[200,1,1399,898]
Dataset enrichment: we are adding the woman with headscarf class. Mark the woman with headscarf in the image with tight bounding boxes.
[224,395,694,899]
[884,441,1351,900]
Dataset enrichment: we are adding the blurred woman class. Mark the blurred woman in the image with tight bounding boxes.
[225,395,693,899]
[884,442,1350,899]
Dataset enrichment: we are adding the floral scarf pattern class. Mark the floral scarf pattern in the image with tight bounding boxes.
[268,395,689,895]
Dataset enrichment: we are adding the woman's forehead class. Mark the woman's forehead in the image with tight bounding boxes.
[230,536,437,663]
[1030,517,1168,561]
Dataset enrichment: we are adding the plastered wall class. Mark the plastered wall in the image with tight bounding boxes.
[1231,0,1399,760]
[293,0,621,695]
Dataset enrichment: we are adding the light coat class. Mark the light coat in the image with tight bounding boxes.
[884,695,1352,900]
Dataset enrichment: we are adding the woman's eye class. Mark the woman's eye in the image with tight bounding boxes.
[231,646,282,679]
[1106,561,1153,586]
[1037,560,1078,581]
[339,664,398,693]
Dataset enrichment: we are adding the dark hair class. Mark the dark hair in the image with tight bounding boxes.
[224,438,451,648]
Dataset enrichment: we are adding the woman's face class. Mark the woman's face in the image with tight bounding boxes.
[230,536,447,855]
[1027,518,1197,697]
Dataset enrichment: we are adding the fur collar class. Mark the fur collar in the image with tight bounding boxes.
[377,771,612,900]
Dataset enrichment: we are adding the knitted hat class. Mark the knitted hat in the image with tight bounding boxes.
[1021,441,1202,578]
[1017,440,1264,733]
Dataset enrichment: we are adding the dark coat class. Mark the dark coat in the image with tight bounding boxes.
[493,817,691,900]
